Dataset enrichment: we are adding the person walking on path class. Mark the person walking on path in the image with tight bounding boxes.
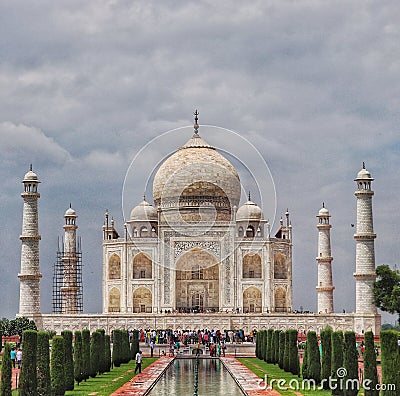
[10,347,16,368]
[150,340,154,358]
[134,350,143,374]
[16,348,22,369]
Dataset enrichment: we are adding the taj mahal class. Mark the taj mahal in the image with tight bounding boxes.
[17,113,381,335]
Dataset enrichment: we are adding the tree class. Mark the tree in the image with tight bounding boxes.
[343,331,358,396]
[81,329,90,381]
[112,330,122,367]
[89,331,101,377]
[289,329,300,376]
[19,330,37,396]
[74,331,84,386]
[273,330,280,364]
[122,330,130,363]
[306,331,321,383]
[302,340,308,379]
[10,317,37,337]
[1,343,12,396]
[51,336,65,396]
[130,330,139,362]
[320,327,333,390]
[373,264,400,325]
[363,331,379,396]
[283,331,290,372]
[61,331,74,391]
[267,329,274,363]
[331,331,344,396]
[37,331,51,396]
[380,330,400,396]
[105,334,112,372]
[278,331,285,369]
[96,329,106,374]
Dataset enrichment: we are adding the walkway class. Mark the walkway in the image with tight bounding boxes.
[220,357,281,395]
[110,356,174,396]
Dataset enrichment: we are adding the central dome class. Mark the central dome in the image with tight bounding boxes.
[153,130,241,222]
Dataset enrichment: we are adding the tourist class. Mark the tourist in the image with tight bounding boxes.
[10,347,16,369]
[134,350,143,374]
[150,340,154,357]
[16,348,22,369]
[217,344,221,357]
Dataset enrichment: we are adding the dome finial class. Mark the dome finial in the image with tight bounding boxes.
[248,191,251,201]
[143,193,146,201]
[69,202,72,208]
[193,110,199,134]
[322,202,325,208]
[362,161,365,169]
[30,163,32,171]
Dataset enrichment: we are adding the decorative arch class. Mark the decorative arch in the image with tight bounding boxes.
[133,286,152,313]
[140,226,148,237]
[274,287,287,312]
[108,287,120,312]
[274,253,287,279]
[246,225,255,238]
[243,286,262,313]
[238,226,244,237]
[133,253,152,279]
[242,253,262,278]
[108,254,121,279]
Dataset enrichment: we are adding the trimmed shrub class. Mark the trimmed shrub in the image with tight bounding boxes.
[270,329,276,364]
[283,331,290,372]
[302,340,308,379]
[1,343,12,396]
[278,331,285,369]
[273,330,280,364]
[320,327,333,389]
[380,330,400,396]
[37,331,51,396]
[331,331,344,396]
[259,331,266,362]
[267,329,274,363]
[61,330,74,391]
[96,329,106,374]
[74,331,84,386]
[123,330,130,363]
[289,329,300,376]
[51,336,65,396]
[343,331,358,396]
[263,330,268,362]
[130,329,139,362]
[255,331,260,358]
[89,331,101,377]
[81,329,90,381]
[105,334,112,372]
[19,329,37,396]
[112,329,122,367]
[307,331,321,383]
[363,331,379,396]
[48,330,56,340]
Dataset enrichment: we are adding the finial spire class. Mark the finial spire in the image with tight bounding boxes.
[322,202,325,208]
[193,110,199,134]
[362,161,365,169]
[248,191,251,201]
[69,202,72,208]
[143,194,146,201]
[30,164,32,171]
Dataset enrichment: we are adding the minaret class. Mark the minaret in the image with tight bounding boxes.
[354,163,377,314]
[316,203,334,313]
[61,205,79,314]
[18,165,42,316]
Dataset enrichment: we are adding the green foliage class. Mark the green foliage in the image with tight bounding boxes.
[51,336,65,396]
[380,330,400,396]
[278,331,285,369]
[74,331,84,385]
[89,331,101,378]
[266,329,274,363]
[273,330,280,364]
[320,327,333,389]
[19,330,37,396]
[302,340,308,379]
[259,331,265,362]
[0,317,37,337]
[1,343,13,396]
[0,329,3,351]
[363,331,379,396]
[306,331,321,383]
[331,331,344,396]
[112,330,122,367]
[37,331,51,396]
[343,331,358,396]
[270,328,276,364]
[373,264,400,324]
[288,329,300,376]
[81,329,90,381]
[105,334,112,372]
[96,329,106,374]
[130,330,139,362]
[122,330,130,363]
[48,331,57,340]
[255,331,260,358]
[263,330,268,362]
[283,331,290,372]
[61,331,74,391]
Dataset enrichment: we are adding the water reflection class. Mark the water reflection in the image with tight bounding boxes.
[148,358,244,395]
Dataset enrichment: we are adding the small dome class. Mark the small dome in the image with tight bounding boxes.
[318,207,329,216]
[23,170,38,182]
[356,167,372,179]
[130,199,158,221]
[65,207,77,217]
[236,200,263,221]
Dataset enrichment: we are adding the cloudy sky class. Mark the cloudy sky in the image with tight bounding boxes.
[0,1,399,322]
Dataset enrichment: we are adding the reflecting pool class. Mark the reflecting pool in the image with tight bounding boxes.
[147,358,244,395]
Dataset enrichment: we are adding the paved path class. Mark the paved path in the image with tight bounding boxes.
[110,356,174,396]
[220,357,281,395]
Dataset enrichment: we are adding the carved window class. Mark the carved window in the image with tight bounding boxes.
[243,254,262,278]
[108,287,120,312]
[133,253,152,279]
[274,253,287,279]
[108,254,121,279]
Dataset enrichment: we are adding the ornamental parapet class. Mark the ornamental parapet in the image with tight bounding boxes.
[18,273,42,279]
[316,286,335,291]
[354,234,376,240]
[316,256,333,262]
[353,272,376,279]
[20,235,41,241]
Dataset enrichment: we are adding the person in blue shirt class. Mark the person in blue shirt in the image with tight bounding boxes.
[10,347,16,369]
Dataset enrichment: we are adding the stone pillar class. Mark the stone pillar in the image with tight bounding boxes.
[316,204,334,313]
[61,205,79,314]
[354,164,377,314]
[18,166,42,316]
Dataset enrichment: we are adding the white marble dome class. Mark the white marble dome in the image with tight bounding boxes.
[236,199,263,221]
[65,206,77,217]
[23,169,39,182]
[318,206,329,216]
[130,198,158,221]
[356,165,372,179]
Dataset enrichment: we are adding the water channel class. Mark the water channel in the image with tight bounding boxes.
[147,358,244,395]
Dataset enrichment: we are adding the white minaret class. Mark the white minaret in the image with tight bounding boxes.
[18,165,42,316]
[61,205,79,314]
[354,163,377,314]
[316,203,334,313]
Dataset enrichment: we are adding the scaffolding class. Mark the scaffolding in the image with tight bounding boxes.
[52,236,83,314]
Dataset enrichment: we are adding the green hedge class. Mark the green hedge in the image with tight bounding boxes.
[74,331,84,385]
[331,331,344,396]
[81,329,90,381]
[363,331,378,396]
[278,331,285,369]
[130,330,139,362]
[288,329,300,376]
[61,330,74,391]
[306,331,321,383]
[19,330,37,396]
[105,334,112,372]
[96,329,106,374]
[51,336,66,396]
[89,331,101,377]
[320,327,332,389]
[112,329,122,367]
[37,331,51,396]
[1,343,12,396]
[380,330,400,396]
[343,331,358,396]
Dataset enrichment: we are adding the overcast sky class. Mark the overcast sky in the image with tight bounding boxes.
[0,1,399,323]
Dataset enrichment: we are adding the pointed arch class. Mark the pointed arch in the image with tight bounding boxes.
[243,286,262,313]
[133,252,152,279]
[108,287,120,312]
[274,253,287,279]
[108,254,121,279]
[274,287,287,312]
[133,286,152,313]
[242,253,262,278]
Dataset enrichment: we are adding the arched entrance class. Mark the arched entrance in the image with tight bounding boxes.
[108,287,120,313]
[274,287,287,312]
[175,248,219,312]
[243,286,262,313]
[133,286,152,313]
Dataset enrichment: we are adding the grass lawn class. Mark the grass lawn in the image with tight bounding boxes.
[238,358,366,396]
